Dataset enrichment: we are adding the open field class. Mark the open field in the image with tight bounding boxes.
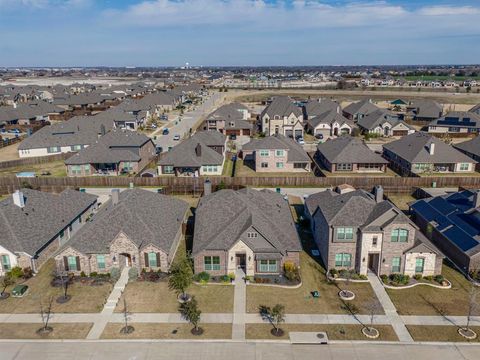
[101,323,232,340]
[386,263,474,316]
[407,325,480,342]
[0,260,112,314]
[246,324,398,341]
[0,323,92,339]
[0,160,66,177]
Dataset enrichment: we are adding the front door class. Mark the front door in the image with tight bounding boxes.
[367,253,379,273]
[236,254,246,270]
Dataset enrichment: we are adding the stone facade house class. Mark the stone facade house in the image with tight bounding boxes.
[357,109,415,137]
[304,187,443,277]
[0,189,97,276]
[54,188,189,275]
[202,102,252,137]
[241,134,311,173]
[304,99,355,139]
[260,96,304,138]
[342,99,379,121]
[192,189,302,277]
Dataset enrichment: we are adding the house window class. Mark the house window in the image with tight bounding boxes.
[259,260,277,272]
[247,232,258,238]
[415,258,425,273]
[337,227,354,241]
[372,237,378,247]
[204,256,220,271]
[123,162,133,171]
[67,256,78,271]
[148,252,158,267]
[59,230,65,238]
[71,145,82,151]
[337,163,352,171]
[47,146,60,153]
[71,165,82,175]
[294,163,306,169]
[1,255,11,271]
[276,162,284,169]
[97,255,106,270]
[392,257,401,273]
[459,163,470,171]
[275,150,284,157]
[391,229,408,242]
[163,165,174,174]
[83,165,90,175]
[259,150,269,157]
[334,253,352,267]
[261,162,268,168]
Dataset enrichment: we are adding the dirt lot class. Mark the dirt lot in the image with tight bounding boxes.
[0,142,20,161]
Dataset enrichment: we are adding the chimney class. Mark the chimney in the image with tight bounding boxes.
[474,190,480,208]
[111,189,120,206]
[337,105,340,114]
[373,185,384,203]
[13,190,25,208]
[195,143,202,157]
[13,102,17,109]
[429,143,435,155]
[204,179,212,196]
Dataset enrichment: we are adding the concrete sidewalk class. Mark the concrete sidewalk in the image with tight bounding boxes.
[232,268,246,340]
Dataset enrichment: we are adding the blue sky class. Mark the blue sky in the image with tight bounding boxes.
[0,0,479,67]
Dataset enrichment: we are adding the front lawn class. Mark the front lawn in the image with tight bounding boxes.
[0,260,112,314]
[246,324,398,341]
[407,325,480,342]
[101,323,231,339]
[386,263,475,316]
[0,323,92,339]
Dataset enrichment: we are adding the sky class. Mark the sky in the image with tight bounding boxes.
[0,0,479,67]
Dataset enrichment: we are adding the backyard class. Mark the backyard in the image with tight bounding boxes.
[234,159,315,177]
[0,160,67,177]
[0,260,112,314]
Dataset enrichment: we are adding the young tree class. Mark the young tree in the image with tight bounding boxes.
[0,274,14,299]
[179,295,202,335]
[270,304,286,336]
[55,271,71,303]
[38,297,54,334]
[120,298,134,334]
[465,286,478,332]
[168,257,193,302]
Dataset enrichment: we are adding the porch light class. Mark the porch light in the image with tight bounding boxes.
[231,256,233,261]
[362,257,365,262]
[248,256,251,262]
[133,255,136,262]
[113,256,116,263]
[382,258,386,263]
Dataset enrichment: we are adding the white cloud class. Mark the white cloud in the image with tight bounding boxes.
[418,6,480,16]
[0,0,90,9]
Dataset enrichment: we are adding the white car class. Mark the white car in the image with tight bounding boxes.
[173,135,181,141]
[296,137,305,145]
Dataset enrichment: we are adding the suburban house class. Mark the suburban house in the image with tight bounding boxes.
[241,134,311,173]
[54,189,189,274]
[342,100,379,121]
[469,103,480,116]
[18,115,114,158]
[383,132,476,175]
[303,98,339,118]
[406,100,443,122]
[410,190,480,273]
[427,111,480,135]
[192,188,302,277]
[315,136,388,173]
[158,131,226,176]
[304,186,443,276]
[304,100,355,139]
[203,102,252,137]
[260,96,304,138]
[64,130,155,176]
[357,109,415,137]
[454,136,480,169]
[0,189,97,276]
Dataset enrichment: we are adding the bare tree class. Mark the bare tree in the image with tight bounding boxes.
[0,274,14,299]
[120,298,134,334]
[38,297,54,334]
[465,286,478,332]
[366,300,381,332]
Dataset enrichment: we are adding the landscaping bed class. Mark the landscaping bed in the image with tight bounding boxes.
[249,274,301,287]
[101,323,232,339]
[381,273,450,289]
[407,325,480,342]
[328,269,368,282]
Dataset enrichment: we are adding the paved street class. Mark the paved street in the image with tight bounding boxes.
[1,341,480,360]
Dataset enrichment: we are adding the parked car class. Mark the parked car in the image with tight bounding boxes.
[296,136,305,145]
[229,134,237,140]
[315,134,323,140]
[12,284,28,297]
[150,123,157,129]
[160,114,168,121]
[162,128,169,135]
[173,134,181,141]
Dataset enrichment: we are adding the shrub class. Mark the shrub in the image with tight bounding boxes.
[424,275,433,281]
[8,266,24,280]
[220,275,229,283]
[145,270,160,282]
[193,271,210,283]
[22,267,33,280]
[110,267,120,281]
[413,274,422,281]
[283,261,296,273]
[284,262,300,282]
[358,274,368,280]
[90,272,98,278]
[128,267,138,281]
[434,275,444,284]
[80,271,87,278]
[228,273,235,281]
[389,273,410,286]
[329,268,338,277]
[380,274,388,283]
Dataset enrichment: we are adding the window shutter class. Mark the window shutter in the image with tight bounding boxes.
[144,253,149,267]
[156,253,161,267]
[63,256,69,271]
[76,256,81,271]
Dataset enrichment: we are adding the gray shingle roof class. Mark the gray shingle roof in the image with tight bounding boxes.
[261,96,302,118]
[0,189,97,256]
[206,102,249,121]
[59,188,188,254]
[454,136,480,158]
[316,136,388,164]
[193,188,302,255]
[429,111,480,129]
[408,100,443,119]
[343,100,379,117]
[357,109,412,131]
[303,98,339,118]
[308,109,354,130]
[383,132,476,164]
[242,134,310,162]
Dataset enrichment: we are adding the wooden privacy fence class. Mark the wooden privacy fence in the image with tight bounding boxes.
[2,175,480,194]
[0,152,73,170]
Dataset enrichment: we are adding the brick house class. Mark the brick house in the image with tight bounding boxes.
[202,102,253,137]
[304,186,443,276]
[0,189,97,276]
[260,96,304,138]
[54,188,189,275]
[192,188,302,277]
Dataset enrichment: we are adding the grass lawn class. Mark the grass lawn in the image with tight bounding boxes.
[235,159,314,177]
[407,326,480,342]
[101,323,231,339]
[386,263,475,316]
[222,158,234,176]
[246,324,398,341]
[0,160,67,177]
[0,260,112,314]
[0,323,92,339]
[386,193,416,211]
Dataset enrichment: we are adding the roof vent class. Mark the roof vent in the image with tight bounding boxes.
[195,143,202,157]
